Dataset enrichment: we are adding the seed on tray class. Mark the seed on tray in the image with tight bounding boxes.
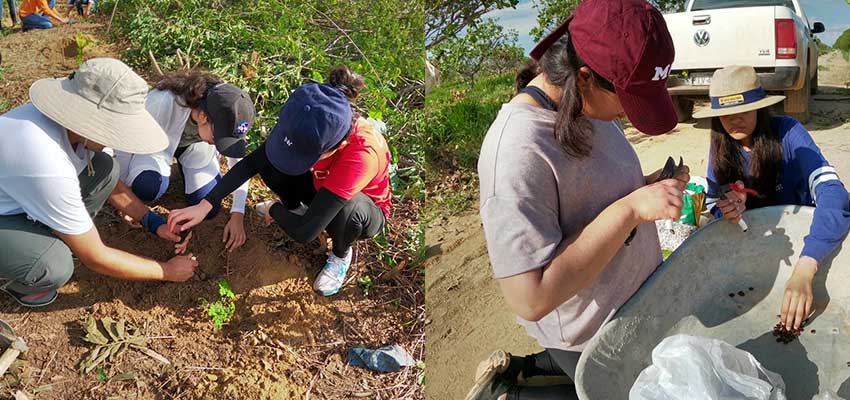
[729,293,735,298]
[748,287,754,291]
[738,291,746,296]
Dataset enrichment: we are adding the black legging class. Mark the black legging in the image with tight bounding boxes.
[205,143,385,257]
[260,170,384,257]
[500,349,580,400]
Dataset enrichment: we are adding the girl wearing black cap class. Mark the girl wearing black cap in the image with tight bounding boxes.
[471,1,689,399]
[168,66,391,297]
[110,71,256,253]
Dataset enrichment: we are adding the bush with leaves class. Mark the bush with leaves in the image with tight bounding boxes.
[530,0,686,41]
[432,18,524,87]
[425,0,518,49]
[99,0,429,270]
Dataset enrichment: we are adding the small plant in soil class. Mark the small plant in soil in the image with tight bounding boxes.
[74,33,93,64]
[201,279,237,330]
[358,275,375,295]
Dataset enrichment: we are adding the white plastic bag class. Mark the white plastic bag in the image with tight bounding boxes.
[813,391,847,400]
[630,334,786,400]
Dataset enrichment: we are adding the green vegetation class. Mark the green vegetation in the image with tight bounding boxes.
[530,0,685,40]
[431,19,522,87]
[100,0,427,269]
[74,33,94,64]
[358,275,374,295]
[835,28,850,61]
[202,279,237,330]
[425,73,515,171]
[814,37,834,56]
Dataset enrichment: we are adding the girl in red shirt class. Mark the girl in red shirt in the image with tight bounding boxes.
[169,66,391,296]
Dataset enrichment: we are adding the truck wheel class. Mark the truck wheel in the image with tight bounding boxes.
[784,76,810,123]
[672,96,694,123]
[810,71,818,95]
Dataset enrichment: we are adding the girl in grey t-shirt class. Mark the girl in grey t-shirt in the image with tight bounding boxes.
[468,1,690,399]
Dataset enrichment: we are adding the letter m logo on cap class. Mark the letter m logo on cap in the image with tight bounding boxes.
[652,65,672,81]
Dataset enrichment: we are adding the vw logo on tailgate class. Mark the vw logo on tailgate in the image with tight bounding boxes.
[694,29,710,46]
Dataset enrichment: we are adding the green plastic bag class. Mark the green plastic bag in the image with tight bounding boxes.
[679,183,705,226]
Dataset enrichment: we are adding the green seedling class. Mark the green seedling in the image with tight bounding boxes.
[358,275,374,295]
[74,33,93,64]
[202,279,236,330]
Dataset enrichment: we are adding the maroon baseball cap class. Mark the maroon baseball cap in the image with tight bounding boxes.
[530,0,677,136]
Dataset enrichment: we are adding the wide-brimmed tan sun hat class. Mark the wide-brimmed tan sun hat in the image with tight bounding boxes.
[692,65,786,119]
[29,58,168,154]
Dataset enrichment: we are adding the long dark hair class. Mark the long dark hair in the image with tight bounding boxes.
[155,71,223,109]
[515,33,614,159]
[710,108,782,208]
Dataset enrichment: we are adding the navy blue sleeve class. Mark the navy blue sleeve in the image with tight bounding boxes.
[785,120,850,263]
[706,145,724,219]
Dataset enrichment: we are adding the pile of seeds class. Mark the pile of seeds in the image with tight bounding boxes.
[772,317,810,344]
[773,323,801,344]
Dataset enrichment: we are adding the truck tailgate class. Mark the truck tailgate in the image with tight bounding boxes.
[665,6,781,71]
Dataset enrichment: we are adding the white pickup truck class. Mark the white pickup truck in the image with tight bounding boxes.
[664,0,825,123]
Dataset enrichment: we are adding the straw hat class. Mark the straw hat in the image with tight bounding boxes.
[692,66,786,119]
[29,58,168,154]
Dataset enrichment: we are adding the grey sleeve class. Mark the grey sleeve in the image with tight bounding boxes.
[480,195,563,278]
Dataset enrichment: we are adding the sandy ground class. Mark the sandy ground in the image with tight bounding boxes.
[425,53,850,400]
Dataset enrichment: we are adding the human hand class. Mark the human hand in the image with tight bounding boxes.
[625,179,686,223]
[168,200,213,233]
[222,213,246,252]
[161,253,199,282]
[118,211,142,229]
[780,256,817,330]
[717,180,747,223]
[174,231,193,255]
[254,200,279,226]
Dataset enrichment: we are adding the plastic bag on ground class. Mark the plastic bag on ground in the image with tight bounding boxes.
[347,344,416,373]
[630,334,786,400]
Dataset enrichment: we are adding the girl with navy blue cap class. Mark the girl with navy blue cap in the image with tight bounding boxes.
[168,66,391,297]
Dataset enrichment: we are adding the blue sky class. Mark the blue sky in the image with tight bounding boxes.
[486,0,850,54]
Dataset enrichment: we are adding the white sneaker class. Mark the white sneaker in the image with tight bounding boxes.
[313,249,352,296]
[254,200,277,219]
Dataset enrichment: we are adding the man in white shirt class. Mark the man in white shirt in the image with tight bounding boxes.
[0,58,199,307]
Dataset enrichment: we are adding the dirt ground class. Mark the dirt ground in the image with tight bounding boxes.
[0,16,423,400]
[424,53,850,400]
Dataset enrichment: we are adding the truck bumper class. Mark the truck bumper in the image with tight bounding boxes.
[667,67,800,96]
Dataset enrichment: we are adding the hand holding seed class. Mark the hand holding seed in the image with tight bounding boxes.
[780,256,817,330]
[625,179,686,223]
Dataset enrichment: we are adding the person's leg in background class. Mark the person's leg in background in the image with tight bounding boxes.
[314,193,384,296]
[129,170,170,203]
[7,0,16,26]
[21,13,52,30]
[468,349,581,400]
[184,174,222,219]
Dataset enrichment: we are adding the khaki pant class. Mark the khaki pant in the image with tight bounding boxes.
[0,152,118,294]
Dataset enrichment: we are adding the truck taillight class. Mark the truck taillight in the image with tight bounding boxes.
[775,19,796,59]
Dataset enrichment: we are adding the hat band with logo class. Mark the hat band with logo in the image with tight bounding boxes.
[710,87,767,110]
